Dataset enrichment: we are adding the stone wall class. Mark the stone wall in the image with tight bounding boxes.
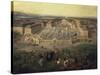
[24,27,32,35]
[39,40,72,50]
[13,27,23,34]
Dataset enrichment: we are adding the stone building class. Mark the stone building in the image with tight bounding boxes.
[13,17,96,49]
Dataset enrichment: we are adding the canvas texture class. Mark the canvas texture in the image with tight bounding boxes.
[11,1,97,74]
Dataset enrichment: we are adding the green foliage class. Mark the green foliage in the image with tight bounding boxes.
[74,43,97,61]
[13,43,97,73]
[13,31,22,38]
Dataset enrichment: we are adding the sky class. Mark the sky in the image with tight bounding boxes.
[13,1,97,17]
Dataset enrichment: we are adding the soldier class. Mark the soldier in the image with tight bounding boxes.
[46,50,58,61]
[56,58,61,65]
[38,54,44,67]
[63,57,69,68]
